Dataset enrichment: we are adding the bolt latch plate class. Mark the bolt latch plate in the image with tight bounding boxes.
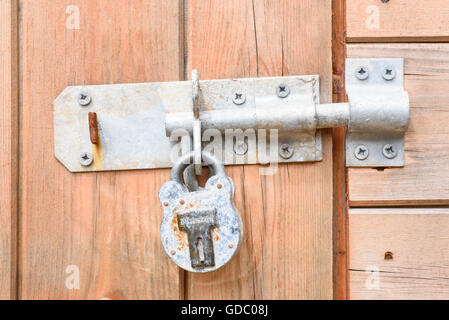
[53,75,322,172]
[345,58,410,167]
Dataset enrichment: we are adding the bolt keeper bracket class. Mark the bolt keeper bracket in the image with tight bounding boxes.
[53,58,409,172]
[345,58,409,167]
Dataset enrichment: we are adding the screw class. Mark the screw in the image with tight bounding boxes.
[78,91,92,106]
[279,143,294,159]
[234,140,248,155]
[382,66,396,81]
[276,84,290,98]
[79,152,94,167]
[381,0,389,3]
[355,66,369,80]
[232,90,246,105]
[228,243,234,249]
[354,145,369,160]
[382,144,397,159]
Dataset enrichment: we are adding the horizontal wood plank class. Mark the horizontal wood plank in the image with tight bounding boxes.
[350,208,449,300]
[347,43,449,206]
[347,0,449,42]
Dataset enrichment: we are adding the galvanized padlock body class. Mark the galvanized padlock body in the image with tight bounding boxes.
[159,152,243,273]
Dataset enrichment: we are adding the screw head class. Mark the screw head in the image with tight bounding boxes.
[232,90,246,105]
[355,66,369,80]
[77,91,92,106]
[382,66,396,81]
[233,140,248,155]
[381,0,389,3]
[354,145,369,160]
[79,152,94,167]
[279,143,294,159]
[276,84,290,98]
[382,144,397,159]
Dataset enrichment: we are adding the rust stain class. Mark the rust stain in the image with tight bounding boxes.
[171,214,186,251]
[92,139,103,170]
[213,227,220,241]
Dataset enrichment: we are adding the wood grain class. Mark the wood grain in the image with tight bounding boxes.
[0,0,18,300]
[185,0,333,300]
[332,0,348,300]
[347,44,449,206]
[20,0,183,299]
[349,208,449,300]
[347,0,449,42]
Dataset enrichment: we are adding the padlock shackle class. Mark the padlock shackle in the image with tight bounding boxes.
[170,151,226,184]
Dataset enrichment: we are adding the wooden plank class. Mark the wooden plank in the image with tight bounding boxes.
[20,0,183,299]
[349,208,449,300]
[347,43,449,206]
[0,0,18,300]
[332,0,348,300]
[347,0,449,42]
[185,0,333,300]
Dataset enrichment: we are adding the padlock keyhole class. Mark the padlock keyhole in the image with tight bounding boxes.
[197,237,205,263]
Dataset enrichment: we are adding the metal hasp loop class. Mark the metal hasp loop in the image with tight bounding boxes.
[345,58,410,167]
[191,70,202,175]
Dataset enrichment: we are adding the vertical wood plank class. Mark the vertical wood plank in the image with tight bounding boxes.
[332,0,348,300]
[186,0,333,299]
[20,0,183,299]
[0,0,18,300]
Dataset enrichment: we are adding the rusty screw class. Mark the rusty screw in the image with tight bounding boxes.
[354,145,369,160]
[79,152,93,167]
[279,143,294,159]
[78,91,92,106]
[277,83,290,98]
[384,251,393,260]
[355,66,369,80]
[382,144,397,159]
[232,90,246,105]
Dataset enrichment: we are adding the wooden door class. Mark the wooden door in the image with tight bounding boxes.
[1,0,338,299]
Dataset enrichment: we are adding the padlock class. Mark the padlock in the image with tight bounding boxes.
[159,151,243,273]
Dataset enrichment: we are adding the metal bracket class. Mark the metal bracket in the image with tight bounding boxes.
[53,58,410,172]
[345,58,409,167]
